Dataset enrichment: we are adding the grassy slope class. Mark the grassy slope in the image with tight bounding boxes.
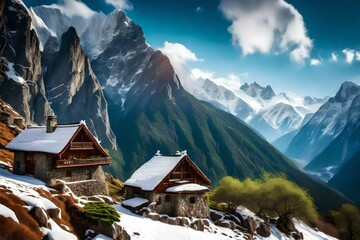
[328,151,360,206]
[115,89,349,213]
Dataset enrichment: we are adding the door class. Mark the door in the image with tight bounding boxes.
[25,154,36,175]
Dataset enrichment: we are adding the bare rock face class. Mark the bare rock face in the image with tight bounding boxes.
[0,0,51,124]
[42,27,118,153]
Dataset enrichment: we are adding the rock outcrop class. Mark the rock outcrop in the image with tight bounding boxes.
[0,0,51,124]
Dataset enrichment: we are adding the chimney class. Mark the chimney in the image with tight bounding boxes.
[46,115,57,133]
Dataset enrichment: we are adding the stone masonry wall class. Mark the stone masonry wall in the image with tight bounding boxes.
[172,193,209,218]
[66,179,108,196]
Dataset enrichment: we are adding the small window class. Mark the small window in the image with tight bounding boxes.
[165,195,170,202]
[66,171,72,177]
[85,169,90,175]
[170,173,181,180]
[175,166,182,172]
[183,173,191,180]
[189,196,196,204]
[158,196,162,204]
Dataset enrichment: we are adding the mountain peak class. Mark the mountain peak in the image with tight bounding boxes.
[240,82,275,100]
[335,81,360,102]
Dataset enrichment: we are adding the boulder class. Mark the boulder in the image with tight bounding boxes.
[113,224,131,240]
[256,223,271,237]
[191,219,204,231]
[277,217,296,234]
[88,196,105,202]
[30,207,48,227]
[214,220,231,228]
[210,211,222,222]
[202,219,210,227]
[47,208,61,219]
[159,216,168,224]
[243,217,257,234]
[291,231,304,240]
[147,213,160,221]
[168,218,177,225]
[181,217,191,227]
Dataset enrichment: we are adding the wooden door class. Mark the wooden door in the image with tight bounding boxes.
[25,154,36,175]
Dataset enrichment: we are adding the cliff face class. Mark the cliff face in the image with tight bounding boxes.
[41,27,118,153]
[0,0,51,124]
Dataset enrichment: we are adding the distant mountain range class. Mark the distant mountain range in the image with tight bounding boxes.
[180,76,327,142]
[0,0,351,212]
[284,82,360,181]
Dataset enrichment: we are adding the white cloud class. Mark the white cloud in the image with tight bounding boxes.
[105,0,133,10]
[310,58,322,66]
[219,0,312,64]
[48,0,96,18]
[343,48,355,64]
[196,6,203,12]
[158,41,245,93]
[158,41,202,67]
[330,52,338,62]
[356,51,360,61]
[191,68,215,79]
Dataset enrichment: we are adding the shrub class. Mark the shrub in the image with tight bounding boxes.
[211,174,318,222]
[83,201,120,224]
[330,204,360,240]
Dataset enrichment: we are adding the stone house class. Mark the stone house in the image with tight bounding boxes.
[123,151,211,218]
[6,115,111,196]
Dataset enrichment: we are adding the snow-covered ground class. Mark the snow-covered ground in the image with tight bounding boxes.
[0,168,77,240]
[0,169,337,240]
[114,205,246,240]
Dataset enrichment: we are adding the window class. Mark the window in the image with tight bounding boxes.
[85,169,90,175]
[170,173,181,180]
[183,173,191,180]
[158,196,162,205]
[66,171,72,177]
[189,196,196,204]
[175,166,182,172]
[165,195,170,202]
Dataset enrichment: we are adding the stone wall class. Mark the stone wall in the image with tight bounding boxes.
[66,179,108,196]
[25,153,109,196]
[172,193,209,218]
[124,187,209,218]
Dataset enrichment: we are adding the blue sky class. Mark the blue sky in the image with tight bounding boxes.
[24,0,360,97]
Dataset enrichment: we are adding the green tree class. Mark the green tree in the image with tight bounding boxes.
[258,174,317,222]
[331,204,360,240]
[211,176,261,212]
[211,175,318,222]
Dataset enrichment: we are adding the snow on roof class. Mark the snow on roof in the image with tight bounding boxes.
[6,124,81,154]
[122,197,149,208]
[124,152,186,191]
[166,183,208,193]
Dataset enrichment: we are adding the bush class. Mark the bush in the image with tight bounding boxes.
[83,201,120,224]
[330,204,360,240]
[211,174,318,222]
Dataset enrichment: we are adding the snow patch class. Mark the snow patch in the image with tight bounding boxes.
[166,183,208,193]
[122,197,149,208]
[0,204,19,223]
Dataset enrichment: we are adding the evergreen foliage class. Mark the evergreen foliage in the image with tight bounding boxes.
[83,202,120,224]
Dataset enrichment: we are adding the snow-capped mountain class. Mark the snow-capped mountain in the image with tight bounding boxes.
[183,77,326,141]
[286,81,360,170]
[0,0,119,162]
